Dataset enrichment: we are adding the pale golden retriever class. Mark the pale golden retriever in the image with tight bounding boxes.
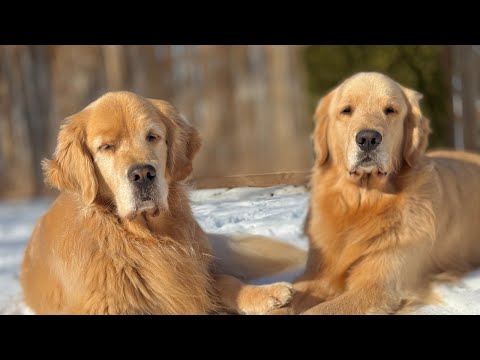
[20,91,299,315]
[282,72,480,314]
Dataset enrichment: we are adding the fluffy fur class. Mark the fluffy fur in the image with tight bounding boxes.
[21,91,296,315]
[277,72,480,314]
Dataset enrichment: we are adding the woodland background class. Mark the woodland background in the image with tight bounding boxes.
[1,45,479,199]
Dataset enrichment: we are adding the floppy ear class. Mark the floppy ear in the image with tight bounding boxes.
[312,91,335,166]
[147,99,201,182]
[42,111,98,204]
[401,86,431,167]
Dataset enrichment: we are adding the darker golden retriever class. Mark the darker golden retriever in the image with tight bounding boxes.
[20,91,299,314]
[277,72,480,314]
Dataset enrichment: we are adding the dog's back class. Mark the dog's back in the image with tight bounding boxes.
[427,150,480,272]
[209,233,306,282]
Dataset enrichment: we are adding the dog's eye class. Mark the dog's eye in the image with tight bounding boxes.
[146,134,159,143]
[99,144,114,151]
[341,106,352,115]
[384,107,397,115]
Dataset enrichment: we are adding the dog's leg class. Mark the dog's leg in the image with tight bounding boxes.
[286,279,333,314]
[214,275,295,315]
[300,286,394,315]
[265,307,294,315]
[297,248,422,315]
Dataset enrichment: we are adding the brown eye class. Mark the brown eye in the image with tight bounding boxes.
[147,134,159,143]
[341,106,352,115]
[384,107,397,115]
[99,144,114,151]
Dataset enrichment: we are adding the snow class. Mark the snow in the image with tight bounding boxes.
[1,185,480,314]
[0,198,53,314]
[190,186,309,249]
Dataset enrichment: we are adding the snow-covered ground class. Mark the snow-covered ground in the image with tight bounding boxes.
[1,185,480,314]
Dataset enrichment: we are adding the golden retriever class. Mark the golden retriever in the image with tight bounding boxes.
[20,91,298,314]
[281,72,480,314]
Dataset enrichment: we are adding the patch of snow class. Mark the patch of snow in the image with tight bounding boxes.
[191,185,309,248]
[1,186,480,314]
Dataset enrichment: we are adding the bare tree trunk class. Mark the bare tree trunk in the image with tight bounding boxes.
[0,47,13,195]
[441,45,455,148]
[0,46,36,197]
[126,45,149,94]
[288,45,313,166]
[155,45,175,101]
[459,45,477,151]
[21,46,52,195]
[103,45,128,91]
[266,45,312,172]
[230,45,255,173]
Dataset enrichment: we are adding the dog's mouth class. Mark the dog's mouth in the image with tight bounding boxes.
[349,154,387,177]
[125,193,162,220]
[138,200,160,216]
[125,200,161,220]
[118,182,169,221]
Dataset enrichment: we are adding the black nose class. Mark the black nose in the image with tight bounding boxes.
[128,164,156,186]
[355,130,382,152]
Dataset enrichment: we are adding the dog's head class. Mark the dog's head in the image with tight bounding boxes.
[43,92,201,219]
[312,72,431,181]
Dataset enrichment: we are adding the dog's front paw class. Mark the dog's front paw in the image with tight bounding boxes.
[264,282,295,311]
[240,282,295,315]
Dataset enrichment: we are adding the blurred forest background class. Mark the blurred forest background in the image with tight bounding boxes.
[1,45,479,199]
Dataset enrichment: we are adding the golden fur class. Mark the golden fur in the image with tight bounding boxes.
[278,72,480,314]
[20,91,297,315]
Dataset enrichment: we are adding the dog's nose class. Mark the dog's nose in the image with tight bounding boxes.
[355,130,382,152]
[128,164,156,186]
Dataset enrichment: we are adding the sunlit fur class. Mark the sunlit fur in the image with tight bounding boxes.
[288,72,480,314]
[21,91,296,314]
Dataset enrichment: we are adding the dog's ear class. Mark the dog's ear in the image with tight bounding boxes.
[401,86,431,167]
[147,99,201,182]
[312,91,335,166]
[42,110,98,204]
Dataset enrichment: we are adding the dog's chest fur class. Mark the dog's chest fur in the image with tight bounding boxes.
[305,167,435,294]
[68,208,217,314]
